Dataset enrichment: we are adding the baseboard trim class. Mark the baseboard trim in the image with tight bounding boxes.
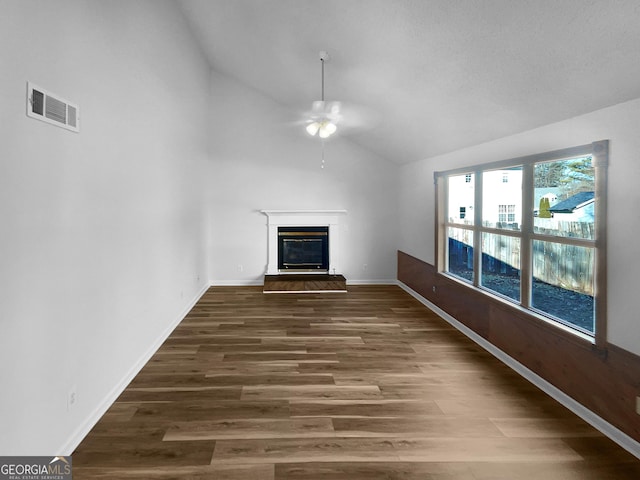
[211,279,397,287]
[212,279,264,286]
[397,280,640,460]
[59,283,210,455]
[346,279,397,285]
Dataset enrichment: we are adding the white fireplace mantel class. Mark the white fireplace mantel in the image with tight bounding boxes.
[260,209,347,275]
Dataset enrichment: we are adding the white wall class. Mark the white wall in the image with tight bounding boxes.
[398,97,640,355]
[207,70,400,284]
[0,0,211,454]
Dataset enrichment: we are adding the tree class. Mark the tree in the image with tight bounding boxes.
[560,157,594,195]
[539,197,552,218]
[534,162,565,187]
[535,157,595,199]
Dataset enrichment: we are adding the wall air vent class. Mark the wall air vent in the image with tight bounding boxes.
[27,82,79,132]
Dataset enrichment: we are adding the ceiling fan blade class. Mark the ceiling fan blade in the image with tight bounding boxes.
[332,102,381,131]
[326,101,341,115]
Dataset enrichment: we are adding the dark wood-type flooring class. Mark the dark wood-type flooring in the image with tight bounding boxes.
[73,285,640,479]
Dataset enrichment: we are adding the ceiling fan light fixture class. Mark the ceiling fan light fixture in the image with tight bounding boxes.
[306,120,336,138]
[319,121,336,138]
[306,122,320,136]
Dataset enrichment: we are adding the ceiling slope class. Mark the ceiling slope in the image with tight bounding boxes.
[178,0,640,164]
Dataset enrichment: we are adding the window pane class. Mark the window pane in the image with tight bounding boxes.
[448,173,474,225]
[531,240,595,334]
[482,167,522,230]
[481,233,520,301]
[534,157,595,239]
[447,227,474,282]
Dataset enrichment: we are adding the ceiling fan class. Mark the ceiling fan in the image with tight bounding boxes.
[304,51,342,139]
[300,51,379,167]
[301,51,379,140]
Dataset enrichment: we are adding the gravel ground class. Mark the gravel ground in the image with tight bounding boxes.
[451,269,594,333]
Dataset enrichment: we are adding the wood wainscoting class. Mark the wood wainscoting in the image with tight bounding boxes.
[397,250,640,449]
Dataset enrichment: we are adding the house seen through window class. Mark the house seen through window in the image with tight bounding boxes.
[436,141,608,343]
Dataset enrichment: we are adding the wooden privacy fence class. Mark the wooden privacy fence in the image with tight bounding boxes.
[534,219,595,240]
[448,223,594,296]
[531,240,594,296]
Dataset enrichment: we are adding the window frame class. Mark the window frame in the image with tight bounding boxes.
[435,141,608,348]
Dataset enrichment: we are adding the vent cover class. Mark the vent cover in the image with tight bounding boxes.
[27,82,79,132]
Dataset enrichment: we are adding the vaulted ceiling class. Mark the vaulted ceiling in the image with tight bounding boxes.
[178,0,640,164]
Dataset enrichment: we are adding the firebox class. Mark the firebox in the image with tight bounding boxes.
[278,226,329,271]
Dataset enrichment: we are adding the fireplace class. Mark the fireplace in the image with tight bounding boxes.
[278,226,329,271]
[261,210,347,275]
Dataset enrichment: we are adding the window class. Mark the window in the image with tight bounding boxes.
[498,205,516,223]
[498,205,507,222]
[436,141,608,344]
[483,168,521,230]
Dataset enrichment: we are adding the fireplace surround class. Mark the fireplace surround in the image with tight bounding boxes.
[261,210,347,275]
